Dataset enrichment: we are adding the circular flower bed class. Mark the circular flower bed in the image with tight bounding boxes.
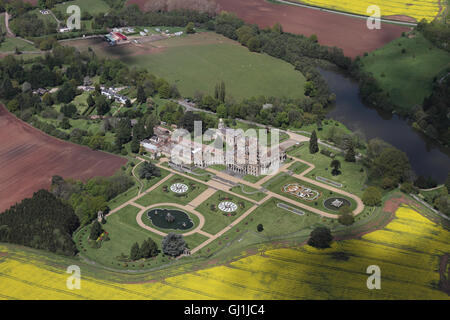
[218,201,238,213]
[170,183,189,194]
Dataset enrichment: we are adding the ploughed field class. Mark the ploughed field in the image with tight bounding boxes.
[0,105,127,213]
[217,0,410,58]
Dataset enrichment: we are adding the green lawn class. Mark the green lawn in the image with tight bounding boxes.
[360,32,450,111]
[74,205,165,269]
[288,161,309,175]
[262,172,357,214]
[0,38,36,52]
[54,0,111,15]
[118,33,306,100]
[287,144,367,196]
[195,191,254,235]
[135,175,208,207]
[229,184,266,202]
[244,198,329,237]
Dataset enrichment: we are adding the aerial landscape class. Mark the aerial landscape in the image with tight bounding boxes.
[0,0,449,304]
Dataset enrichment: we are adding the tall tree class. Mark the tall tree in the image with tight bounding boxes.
[309,130,319,154]
[130,242,141,261]
[137,85,146,104]
[330,159,341,176]
[345,145,356,162]
[89,220,103,240]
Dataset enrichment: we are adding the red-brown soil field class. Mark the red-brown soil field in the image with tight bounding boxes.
[0,105,127,213]
[216,0,410,58]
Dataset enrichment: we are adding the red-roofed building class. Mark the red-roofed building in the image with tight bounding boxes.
[114,32,127,41]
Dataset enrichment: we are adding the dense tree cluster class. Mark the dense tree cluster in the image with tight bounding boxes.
[129,238,158,261]
[0,190,79,255]
[51,173,134,225]
[139,161,161,180]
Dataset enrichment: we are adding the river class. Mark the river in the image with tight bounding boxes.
[320,68,450,183]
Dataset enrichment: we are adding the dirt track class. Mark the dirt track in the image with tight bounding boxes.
[0,105,127,212]
[217,0,410,58]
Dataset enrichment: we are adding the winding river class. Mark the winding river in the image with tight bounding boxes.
[320,68,450,183]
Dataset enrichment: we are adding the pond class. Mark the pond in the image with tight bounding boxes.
[147,208,194,231]
[320,68,450,183]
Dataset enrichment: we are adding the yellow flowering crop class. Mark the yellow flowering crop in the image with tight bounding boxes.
[293,0,442,22]
[0,206,448,299]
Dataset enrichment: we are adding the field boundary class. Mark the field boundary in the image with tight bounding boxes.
[271,0,418,26]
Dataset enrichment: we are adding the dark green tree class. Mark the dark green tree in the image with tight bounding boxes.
[140,238,158,258]
[309,130,319,154]
[130,137,140,154]
[60,117,71,129]
[330,159,341,176]
[130,242,141,261]
[338,212,355,226]
[445,172,450,193]
[345,146,356,162]
[95,95,110,116]
[139,161,161,180]
[186,22,196,34]
[137,85,146,104]
[362,186,383,206]
[257,224,264,232]
[89,220,103,240]
[307,227,333,249]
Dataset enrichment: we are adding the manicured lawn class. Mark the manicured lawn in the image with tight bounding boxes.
[135,175,208,207]
[242,174,267,184]
[229,184,266,202]
[262,172,356,214]
[243,198,329,237]
[360,32,450,111]
[195,191,254,235]
[287,144,367,196]
[118,33,306,100]
[183,232,209,250]
[288,161,310,175]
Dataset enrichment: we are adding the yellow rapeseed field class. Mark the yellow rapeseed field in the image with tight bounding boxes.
[293,0,442,22]
[0,206,448,299]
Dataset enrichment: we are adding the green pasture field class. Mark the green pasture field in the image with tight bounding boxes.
[360,32,450,111]
[54,0,111,15]
[82,32,307,100]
